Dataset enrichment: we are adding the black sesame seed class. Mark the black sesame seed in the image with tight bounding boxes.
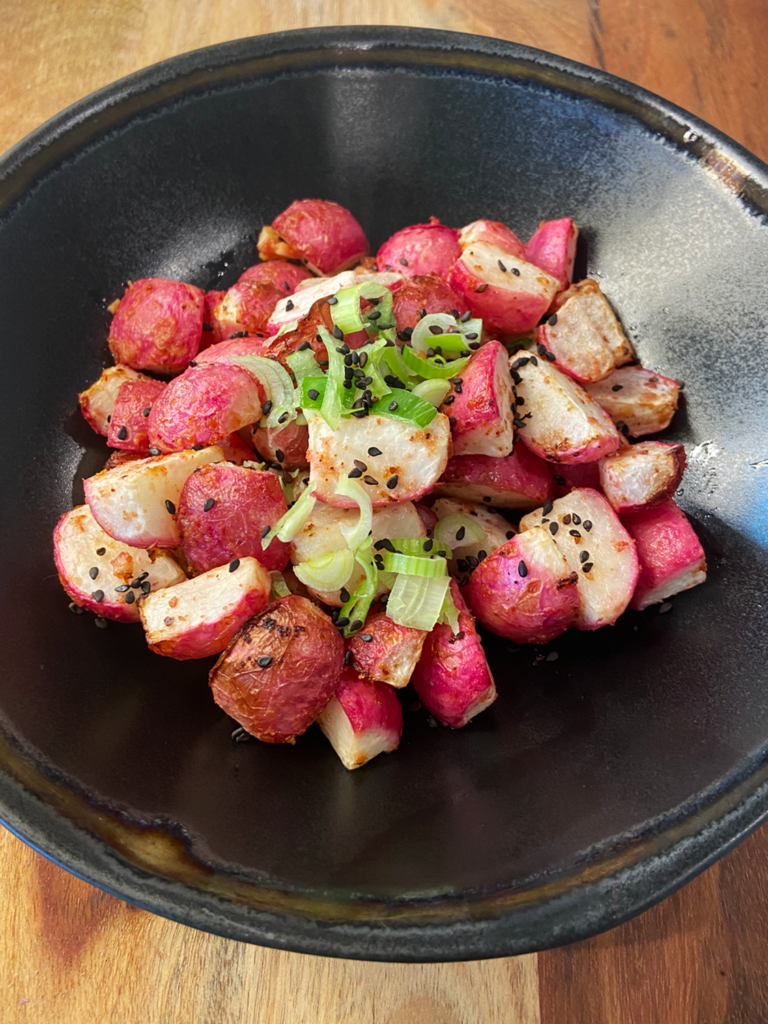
[191,443,204,451]
[482,495,492,503]
[511,357,529,370]
[202,322,213,331]
[543,499,554,516]
[117,425,128,440]
[94,617,108,629]
[477,549,487,561]
[114,585,129,593]
[125,591,136,604]
[548,314,558,327]
[261,525,271,538]
[107,415,111,423]
[275,449,285,463]
[346,468,363,480]
[456,526,466,541]
[570,529,581,538]
[344,650,355,668]
[537,343,547,356]
[360,633,374,643]
[189,360,197,367]
[89,566,99,580]
[423,538,434,552]
[257,656,273,667]
[307,388,319,401]
[332,325,343,340]
[340,588,351,604]
[459,310,472,323]
[497,259,507,272]
[476,283,488,292]
[464,332,479,340]
[165,499,176,514]
[375,539,395,552]
[364,476,378,486]
[553,474,566,485]
[529,356,538,366]
[549,522,559,535]
[298,340,312,352]
[572,514,581,525]
[511,267,520,276]
[344,353,353,366]
[229,559,240,572]
[277,412,289,424]
[545,350,556,361]
[443,395,455,405]
[350,619,363,632]
[336,616,350,628]
[358,352,369,367]
[141,581,151,594]
[562,514,572,525]
[68,601,83,614]
[95,547,106,556]
[285,299,295,311]
[367,447,382,457]
[388,401,399,412]
[612,384,624,392]
[353,460,367,472]
[396,257,408,267]
[351,409,369,418]
[419,308,427,319]
[149,447,162,456]
[91,590,104,602]
[229,331,249,338]
[582,562,593,573]
[142,407,151,418]
[327,296,338,305]
[659,602,673,614]
[262,400,273,416]
[583,520,593,532]
[518,560,528,577]
[449,415,457,427]
[579,550,590,563]
[616,420,629,435]
[428,324,443,336]
[204,498,215,512]
[506,530,515,540]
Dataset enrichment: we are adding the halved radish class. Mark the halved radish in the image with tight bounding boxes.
[431,496,515,578]
[79,365,150,436]
[84,446,225,549]
[520,487,639,629]
[443,341,515,457]
[524,218,578,292]
[346,612,426,689]
[317,667,403,769]
[53,504,185,622]
[585,366,680,437]
[512,352,621,464]
[377,219,461,280]
[599,441,686,513]
[622,499,706,610]
[107,378,167,453]
[139,556,271,659]
[259,199,369,276]
[459,219,526,261]
[433,444,554,508]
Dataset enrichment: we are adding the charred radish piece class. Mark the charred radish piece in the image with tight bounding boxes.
[434,445,554,509]
[599,441,686,513]
[622,499,706,610]
[524,218,578,292]
[458,219,526,261]
[317,668,403,769]
[108,277,205,373]
[347,612,427,689]
[177,463,290,574]
[84,446,225,548]
[79,365,150,436]
[521,487,639,629]
[585,366,680,437]
[209,595,345,743]
[513,351,621,464]
[448,241,559,334]
[538,279,635,383]
[443,341,515,458]
[140,556,271,659]
[258,199,369,276]
[411,581,496,728]
[307,412,451,507]
[107,378,167,453]
[53,504,185,622]
[464,526,579,643]
[148,362,262,452]
[377,219,461,280]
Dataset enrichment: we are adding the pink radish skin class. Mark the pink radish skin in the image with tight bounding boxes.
[552,460,602,496]
[79,365,150,436]
[209,595,345,744]
[347,612,427,689]
[622,499,706,610]
[585,366,680,438]
[259,199,369,276]
[238,261,313,292]
[194,336,267,366]
[107,378,167,453]
[414,502,438,535]
[442,341,515,457]
[377,219,461,280]
[410,581,496,728]
[448,242,560,334]
[464,527,579,643]
[148,363,262,452]
[53,504,185,622]
[524,218,578,291]
[392,273,464,331]
[253,420,309,469]
[108,277,205,374]
[139,556,271,660]
[201,290,225,348]
[459,219,526,261]
[213,280,284,338]
[317,668,403,770]
[599,442,686,513]
[176,463,290,574]
[434,444,554,509]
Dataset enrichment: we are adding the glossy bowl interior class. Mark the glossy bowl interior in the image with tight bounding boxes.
[1,27,768,962]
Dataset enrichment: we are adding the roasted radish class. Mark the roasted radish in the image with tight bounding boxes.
[524,218,578,292]
[442,341,515,457]
[79,365,150,436]
[622,499,706,610]
[108,277,205,373]
[84,446,225,549]
[252,420,309,469]
[599,441,686,513]
[209,595,345,743]
[347,612,426,688]
[431,496,514,578]
[458,219,526,261]
[392,273,464,332]
[520,487,639,629]
[107,378,167,453]
[238,260,313,292]
[140,556,271,659]
[317,668,403,769]
[434,445,554,508]
[377,219,461,280]
[585,366,680,437]
[54,504,185,622]
[464,526,579,643]
[258,199,369,276]
[213,280,284,337]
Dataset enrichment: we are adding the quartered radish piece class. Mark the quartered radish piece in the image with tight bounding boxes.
[317,667,403,769]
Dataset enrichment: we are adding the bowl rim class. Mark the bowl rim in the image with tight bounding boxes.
[2,24,768,962]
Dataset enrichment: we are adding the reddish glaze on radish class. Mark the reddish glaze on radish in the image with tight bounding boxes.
[108,277,205,373]
[525,218,578,292]
[377,219,461,280]
[259,199,369,275]
[317,668,403,769]
[622,499,706,610]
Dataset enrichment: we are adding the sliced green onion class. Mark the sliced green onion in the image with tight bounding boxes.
[367,389,437,427]
[386,573,450,631]
[301,376,327,409]
[388,537,452,558]
[402,345,471,380]
[294,549,356,592]
[357,335,393,401]
[420,333,471,353]
[335,477,373,551]
[286,347,323,386]
[339,538,378,637]
[412,379,451,407]
[381,340,419,384]
[262,486,316,549]
[437,587,461,633]
[411,313,457,354]
[317,325,345,430]
[275,319,300,338]
[412,314,483,356]
[331,282,393,336]
[381,551,447,577]
[295,412,308,426]
[229,355,297,430]
[434,513,488,551]
[270,570,292,598]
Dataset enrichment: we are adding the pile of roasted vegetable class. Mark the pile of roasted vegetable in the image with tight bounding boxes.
[55,199,706,768]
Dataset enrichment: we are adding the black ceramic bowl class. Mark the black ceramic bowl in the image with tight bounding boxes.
[1,27,767,963]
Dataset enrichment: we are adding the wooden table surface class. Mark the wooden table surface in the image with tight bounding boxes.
[2,1,768,1021]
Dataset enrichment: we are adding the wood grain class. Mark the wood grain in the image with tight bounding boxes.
[1,1,768,1022]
